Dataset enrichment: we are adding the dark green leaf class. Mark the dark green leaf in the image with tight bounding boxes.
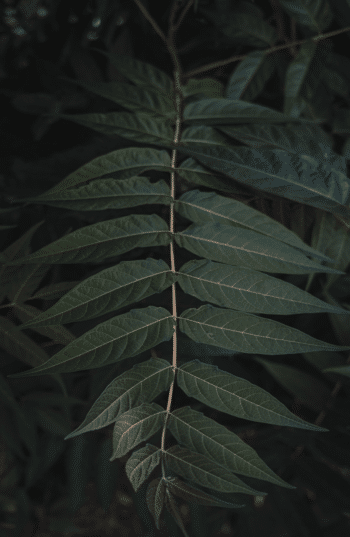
[8,306,174,377]
[177,360,329,430]
[65,357,173,439]
[6,214,171,265]
[110,403,166,459]
[179,304,350,356]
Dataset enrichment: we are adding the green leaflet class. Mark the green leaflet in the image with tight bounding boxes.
[183,97,318,125]
[176,360,328,430]
[13,304,76,346]
[60,112,174,147]
[217,122,334,161]
[166,477,244,508]
[226,50,275,101]
[65,357,173,439]
[177,157,250,196]
[164,444,266,495]
[284,41,318,118]
[22,176,171,212]
[177,144,350,218]
[38,147,172,196]
[180,125,232,149]
[322,365,350,378]
[110,403,166,459]
[204,7,277,48]
[181,78,225,99]
[167,406,295,489]
[146,478,167,530]
[89,50,174,95]
[177,259,349,315]
[19,258,175,328]
[5,214,171,265]
[0,314,49,369]
[126,444,162,493]
[175,221,344,274]
[8,306,174,377]
[72,80,175,119]
[175,189,333,262]
[278,0,333,33]
[179,304,350,356]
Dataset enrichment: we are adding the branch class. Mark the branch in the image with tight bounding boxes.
[132,0,167,44]
[183,25,350,79]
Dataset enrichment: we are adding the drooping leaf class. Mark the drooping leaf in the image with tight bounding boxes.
[60,112,174,146]
[71,80,175,119]
[210,8,277,48]
[164,487,191,537]
[38,147,172,196]
[175,222,343,274]
[183,98,317,126]
[177,158,250,196]
[146,478,167,530]
[175,189,332,262]
[310,210,350,292]
[176,144,350,218]
[177,360,329,430]
[278,0,333,32]
[8,306,174,377]
[5,263,51,304]
[322,65,349,98]
[284,41,318,118]
[65,357,173,439]
[29,404,72,436]
[254,358,331,412]
[90,50,174,95]
[0,220,44,262]
[30,281,79,301]
[0,315,49,368]
[180,126,231,149]
[0,221,45,296]
[110,403,166,459]
[165,444,267,495]
[166,476,245,508]
[20,258,175,329]
[6,214,171,265]
[22,176,171,212]
[286,39,332,120]
[217,122,333,159]
[167,406,295,488]
[178,258,349,316]
[14,303,76,346]
[179,304,350,356]
[322,364,350,378]
[126,444,162,493]
[226,50,275,101]
[181,78,225,99]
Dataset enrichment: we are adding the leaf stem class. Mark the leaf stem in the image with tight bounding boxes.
[160,1,185,478]
[132,0,167,44]
[183,25,350,79]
